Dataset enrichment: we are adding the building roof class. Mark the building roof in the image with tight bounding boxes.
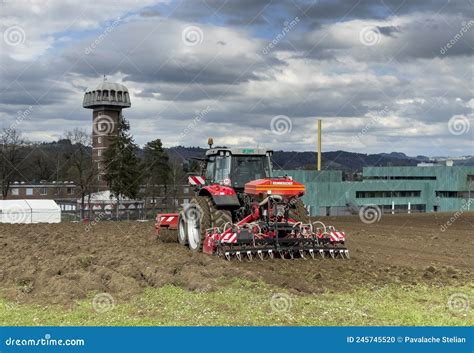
[206,148,273,156]
[79,190,143,204]
[83,80,131,108]
[87,81,129,93]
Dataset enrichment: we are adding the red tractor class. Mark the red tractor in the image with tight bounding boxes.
[156,144,349,260]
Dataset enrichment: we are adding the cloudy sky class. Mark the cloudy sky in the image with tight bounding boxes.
[0,0,473,156]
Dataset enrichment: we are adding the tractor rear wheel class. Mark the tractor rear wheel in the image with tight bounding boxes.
[186,196,212,252]
[210,206,232,231]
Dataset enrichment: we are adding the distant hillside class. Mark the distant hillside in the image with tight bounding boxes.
[166,147,448,172]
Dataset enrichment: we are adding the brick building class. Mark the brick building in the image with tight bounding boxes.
[6,181,77,200]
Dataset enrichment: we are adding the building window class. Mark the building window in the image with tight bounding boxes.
[98,149,102,157]
[364,176,436,180]
[436,191,462,198]
[98,136,102,144]
[356,190,421,198]
[67,187,74,195]
[40,187,47,195]
[183,187,189,194]
[26,188,33,196]
[11,188,19,196]
[97,175,101,181]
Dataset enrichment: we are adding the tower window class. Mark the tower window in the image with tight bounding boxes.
[98,137,102,144]
[98,149,102,157]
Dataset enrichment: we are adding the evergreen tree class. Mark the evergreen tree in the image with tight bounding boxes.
[142,138,170,210]
[103,116,142,206]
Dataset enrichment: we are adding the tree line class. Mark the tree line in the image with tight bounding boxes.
[0,116,189,218]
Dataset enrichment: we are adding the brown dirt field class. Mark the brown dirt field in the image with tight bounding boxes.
[0,212,472,306]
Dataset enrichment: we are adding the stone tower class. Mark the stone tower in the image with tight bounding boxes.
[83,79,131,186]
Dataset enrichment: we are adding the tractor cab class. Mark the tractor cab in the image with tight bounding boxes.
[204,148,273,190]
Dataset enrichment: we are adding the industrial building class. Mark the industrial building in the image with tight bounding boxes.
[281,164,474,216]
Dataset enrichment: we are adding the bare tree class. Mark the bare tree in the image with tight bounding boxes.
[168,156,187,211]
[0,129,25,199]
[64,128,97,219]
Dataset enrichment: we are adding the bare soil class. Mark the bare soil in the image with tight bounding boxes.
[0,212,472,306]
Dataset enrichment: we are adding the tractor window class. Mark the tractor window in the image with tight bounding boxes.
[205,156,215,181]
[230,156,270,188]
[215,155,231,182]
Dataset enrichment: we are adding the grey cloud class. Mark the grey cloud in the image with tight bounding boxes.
[377,25,400,37]
[0,1,472,157]
[61,20,269,86]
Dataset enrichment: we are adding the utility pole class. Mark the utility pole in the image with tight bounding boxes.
[317,119,322,171]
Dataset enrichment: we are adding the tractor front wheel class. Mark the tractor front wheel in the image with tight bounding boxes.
[186,196,212,252]
[177,211,187,245]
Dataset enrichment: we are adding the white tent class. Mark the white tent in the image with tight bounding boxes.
[0,199,61,224]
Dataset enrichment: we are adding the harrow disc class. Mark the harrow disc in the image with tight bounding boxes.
[216,237,348,261]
